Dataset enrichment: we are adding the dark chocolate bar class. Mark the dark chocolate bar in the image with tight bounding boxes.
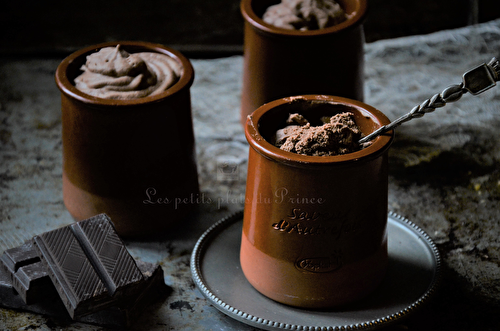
[0,241,39,274]
[11,261,53,305]
[33,226,110,318]
[81,260,169,327]
[32,214,145,318]
[0,264,65,317]
[0,242,52,304]
[123,260,170,319]
[0,259,169,328]
[70,214,143,296]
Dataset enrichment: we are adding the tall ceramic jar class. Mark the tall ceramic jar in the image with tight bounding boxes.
[55,41,199,238]
[240,0,368,126]
[241,95,393,308]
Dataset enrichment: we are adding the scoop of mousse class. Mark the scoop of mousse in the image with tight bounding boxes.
[74,45,182,100]
[263,0,348,31]
[273,112,365,156]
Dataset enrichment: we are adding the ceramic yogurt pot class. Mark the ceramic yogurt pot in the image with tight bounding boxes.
[240,0,367,126]
[55,41,199,238]
[241,95,393,308]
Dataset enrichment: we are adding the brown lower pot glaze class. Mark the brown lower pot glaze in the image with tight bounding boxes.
[241,95,393,309]
[240,0,367,126]
[55,41,199,238]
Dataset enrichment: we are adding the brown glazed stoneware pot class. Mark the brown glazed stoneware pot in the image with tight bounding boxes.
[240,0,367,126]
[55,41,199,239]
[241,95,394,309]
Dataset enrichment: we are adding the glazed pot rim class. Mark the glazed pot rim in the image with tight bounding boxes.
[245,95,394,166]
[55,40,195,107]
[240,0,368,38]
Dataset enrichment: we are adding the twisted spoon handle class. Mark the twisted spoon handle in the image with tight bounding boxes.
[359,57,500,144]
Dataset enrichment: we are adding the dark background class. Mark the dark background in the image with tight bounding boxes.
[1,0,500,58]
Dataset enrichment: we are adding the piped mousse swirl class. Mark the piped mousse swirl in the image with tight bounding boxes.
[74,45,182,100]
[263,0,348,31]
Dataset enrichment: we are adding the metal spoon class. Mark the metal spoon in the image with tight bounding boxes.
[358,57,500,144]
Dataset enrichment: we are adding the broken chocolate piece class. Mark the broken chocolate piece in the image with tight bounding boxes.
[0,265,65,317]
[11,261,53,304]
[0,259,169,328]
[0,241,40,274]
[32,214,146,318]
[0,242,52,304]
[126,260,169,317]
[70,214,143,296]
[0,214,166,325]
[33,214,144,318]
[33,226,110,318]
[77,261,168,327]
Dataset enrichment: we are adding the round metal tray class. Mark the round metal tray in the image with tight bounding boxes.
[190,211,441,331]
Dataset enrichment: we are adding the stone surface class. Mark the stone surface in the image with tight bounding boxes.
[1,19,500,330]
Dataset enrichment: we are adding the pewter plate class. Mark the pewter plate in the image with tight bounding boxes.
[190,211,441,331]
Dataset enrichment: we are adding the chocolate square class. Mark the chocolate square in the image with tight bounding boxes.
[33,226,109,318]
[0,242,52,304]
[32,214,147,318]
[0,258,169,328]
[70,214,144,296]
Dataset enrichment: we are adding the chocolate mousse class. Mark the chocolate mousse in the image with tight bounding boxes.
[74,45,182,99]
[273,112,363,156]
[263,0,348,31]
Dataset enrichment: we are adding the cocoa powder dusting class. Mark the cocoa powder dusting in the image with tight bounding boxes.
[273,112,363,156]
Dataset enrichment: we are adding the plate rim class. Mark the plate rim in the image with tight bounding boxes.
[190,210,442,331]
